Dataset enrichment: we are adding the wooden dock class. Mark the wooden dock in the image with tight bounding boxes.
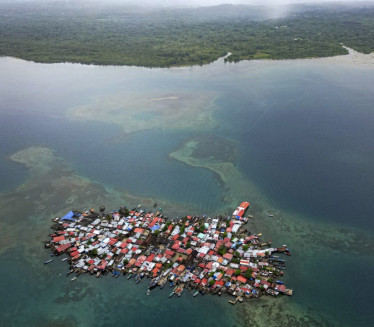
[228,296,243,305]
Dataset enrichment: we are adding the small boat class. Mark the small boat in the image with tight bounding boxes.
[169,291,174,298]
[44,259,53,264]
[175,285,184,297]
[284,251,291,256]
[127,273,133,279]
[170,281,174,287]
[149,278,158,289]
[267,214,274,217]
[147,289,151,296]
[96,271,101,278]
[71,277,77,281]
[276,281,284,285]
[193,291,199,297]
[61,258,68,262]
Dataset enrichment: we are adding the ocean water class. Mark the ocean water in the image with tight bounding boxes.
[0,56,373,327]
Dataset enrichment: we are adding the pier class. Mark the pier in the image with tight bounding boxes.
[44,202,293,302]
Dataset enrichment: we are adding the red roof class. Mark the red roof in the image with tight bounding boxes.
[215,280,224,287]
[276,284,286,292]
[53,236,65,242]
[146,254,155,262]
[109,238,117,245]
[98,260,108,270]
[165,249,175,256]
[223,253,233,260]
[56,243,71,253]
[239,201,250,210]
[119,242,127,248]
[237,276,247,284]
[148,217,160,229]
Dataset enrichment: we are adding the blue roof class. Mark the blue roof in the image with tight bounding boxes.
[60,211,77,222]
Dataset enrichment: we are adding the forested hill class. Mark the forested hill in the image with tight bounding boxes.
[0,1,374,67]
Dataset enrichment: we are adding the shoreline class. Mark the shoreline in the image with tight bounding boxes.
[1,46,373,70]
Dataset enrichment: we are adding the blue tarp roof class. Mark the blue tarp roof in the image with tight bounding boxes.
[61,211,77,222]
[151,225,160,231]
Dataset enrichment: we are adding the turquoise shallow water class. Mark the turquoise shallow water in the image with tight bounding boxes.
[0,56,373,326]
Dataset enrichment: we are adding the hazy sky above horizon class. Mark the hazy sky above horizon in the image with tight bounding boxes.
[3,0,374,5]
[83,0,374,5]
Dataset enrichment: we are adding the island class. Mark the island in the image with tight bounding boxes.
[45,201,293,301]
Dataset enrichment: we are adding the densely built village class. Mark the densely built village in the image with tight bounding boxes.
[45,202,293,302]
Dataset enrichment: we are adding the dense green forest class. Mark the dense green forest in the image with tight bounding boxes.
[0,1,373,67]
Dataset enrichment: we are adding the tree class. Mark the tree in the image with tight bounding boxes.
[232,258,240,264]
[217,245,227,256]
[154,230,160,236]
[89,248,98,257]
[123,259,129,265]
[243,244,249,251]
[234,269,241,276]
[209,279,215,286]
[244,269,253,279]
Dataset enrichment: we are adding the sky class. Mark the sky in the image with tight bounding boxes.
[95,0,374,5]
[5,0,372,4]
[2,0,373,7]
